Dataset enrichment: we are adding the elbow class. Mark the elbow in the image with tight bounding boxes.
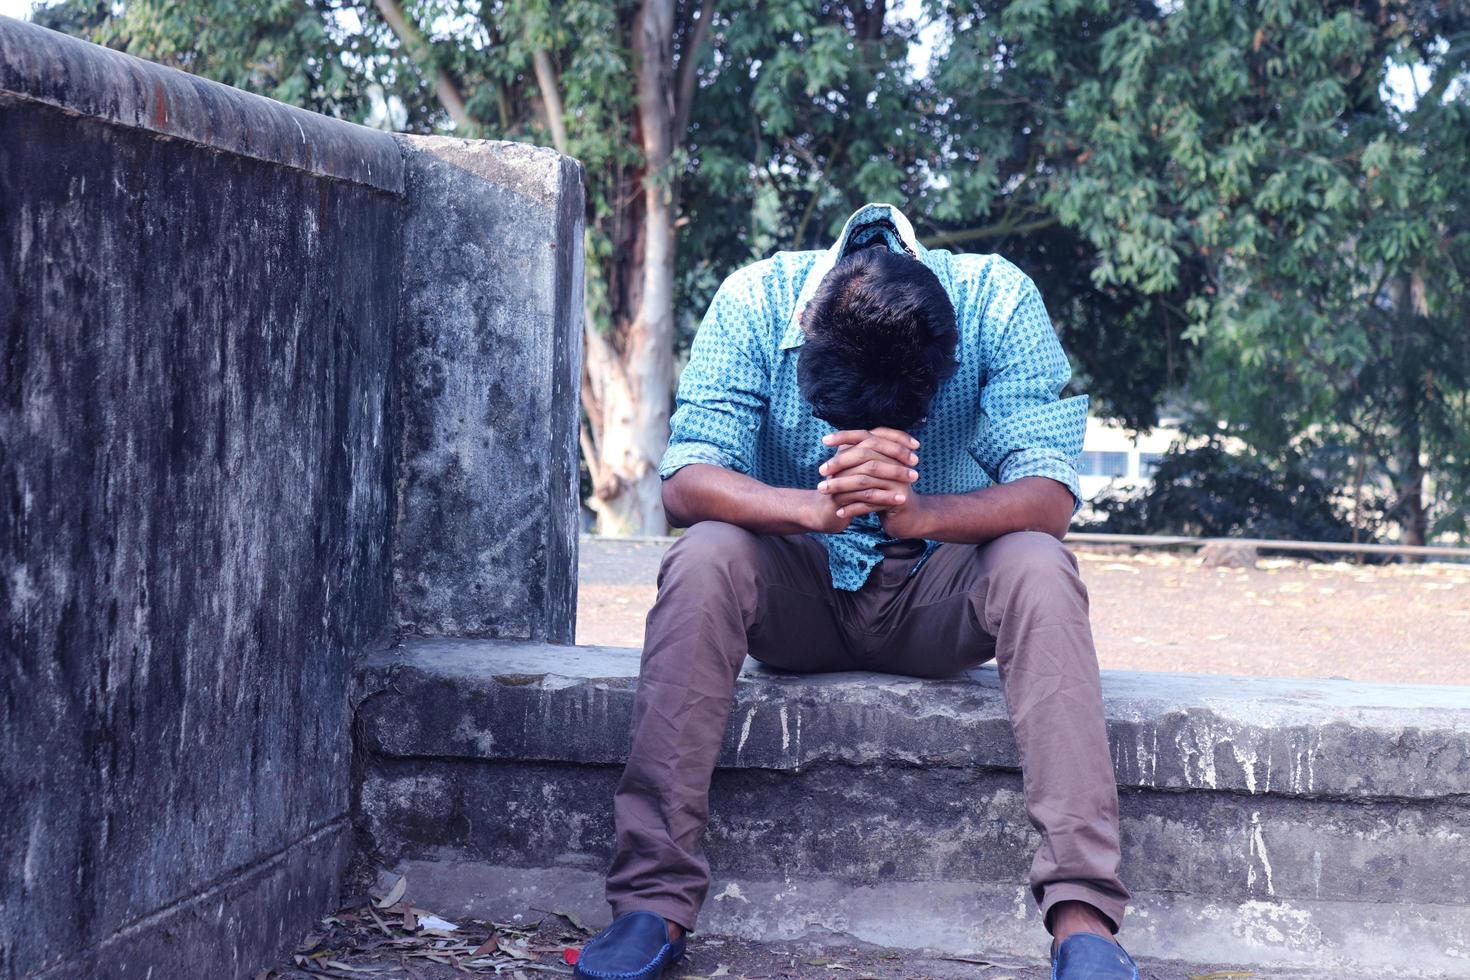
[1033,479,1076,541]
[1058,495,1080,540]
[661,472,690,529]
[1034,508,1070,542]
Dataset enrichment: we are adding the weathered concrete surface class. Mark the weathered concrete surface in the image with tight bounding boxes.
[359,639,1470,798]
[355,639,1470,975]
[392,136,584,644]
[34,823,351,980]
[0,18,403,980]
[362,758,1469,905]
[0,16,403,192]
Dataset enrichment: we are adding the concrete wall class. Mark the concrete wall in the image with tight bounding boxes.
[393,136,583,643]
[0,16,582,979]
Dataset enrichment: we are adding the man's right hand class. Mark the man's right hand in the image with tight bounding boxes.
[811,426,922,524]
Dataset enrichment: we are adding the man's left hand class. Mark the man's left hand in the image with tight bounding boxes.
[818,427,933,539]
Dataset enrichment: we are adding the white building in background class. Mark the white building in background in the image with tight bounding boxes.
[1077,416,1184,503]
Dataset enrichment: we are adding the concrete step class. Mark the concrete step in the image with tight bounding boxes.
[353,639,1470,977]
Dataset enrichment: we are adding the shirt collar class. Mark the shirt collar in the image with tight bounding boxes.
[780,202,930,351]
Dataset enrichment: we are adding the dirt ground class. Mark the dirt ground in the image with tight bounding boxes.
[577,537,1470,686]
[265,895,1381,980]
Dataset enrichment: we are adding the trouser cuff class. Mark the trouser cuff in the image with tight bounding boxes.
[1038,882,1128,936]
[607,895,700,935]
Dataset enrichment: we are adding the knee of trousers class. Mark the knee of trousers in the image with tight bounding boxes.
[971,530,1087,619]
[646,522,762,675]
[653,520,763,625]
[658,520,762,588]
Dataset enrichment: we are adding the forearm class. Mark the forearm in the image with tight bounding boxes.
[913,476,1075,544]
[662,463,817,535]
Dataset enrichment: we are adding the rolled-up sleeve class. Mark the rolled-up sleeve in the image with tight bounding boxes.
[967,273,1089,513]
[658,270,771,480]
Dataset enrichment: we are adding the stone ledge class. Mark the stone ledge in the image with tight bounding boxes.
[355,640,1470,973]
[358,638,1470,800]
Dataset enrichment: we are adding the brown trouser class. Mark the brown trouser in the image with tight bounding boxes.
[604,521,1130,936]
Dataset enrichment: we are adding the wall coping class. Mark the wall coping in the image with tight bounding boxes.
[0,15,403,193]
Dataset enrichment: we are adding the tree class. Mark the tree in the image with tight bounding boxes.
[35,0,384,119]
[994,0,1470,542]
[911,0,1209,430]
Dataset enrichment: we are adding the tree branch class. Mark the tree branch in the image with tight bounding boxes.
[579,423,605,490]
[373,0,476,131]
[581,353,604,445]
[921,215,1059,248]
[791,128,848,248]
[582,317,630,428]
[672,0,715,140]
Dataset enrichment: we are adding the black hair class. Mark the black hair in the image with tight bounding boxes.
[797,246,960,431]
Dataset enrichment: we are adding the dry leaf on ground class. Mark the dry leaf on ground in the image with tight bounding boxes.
[374,877,407,910]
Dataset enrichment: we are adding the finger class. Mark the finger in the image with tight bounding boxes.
[834,500,889,519]
[822,426,921,450]
[847,458,919,483]
[820,443,918,476]
[825,432,916,463]
[820,473,911,497]
[868,426,921,449]
[821,445,915,478]
[855,434,920,466]
[821,429,873,447]
[833,487,907,508]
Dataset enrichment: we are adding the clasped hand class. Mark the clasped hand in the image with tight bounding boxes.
[808,425,931,539]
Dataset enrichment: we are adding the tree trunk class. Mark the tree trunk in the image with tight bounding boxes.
[1388,273,1430,550]
[582,0,678,536]
[1398,443,1428,548]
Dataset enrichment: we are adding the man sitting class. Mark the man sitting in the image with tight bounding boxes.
[574,203,1138,980]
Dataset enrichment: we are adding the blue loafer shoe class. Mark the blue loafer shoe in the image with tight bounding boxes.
[574,910,687,979]
[1051,933,1140,980]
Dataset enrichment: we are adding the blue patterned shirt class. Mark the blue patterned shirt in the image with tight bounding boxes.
[658,202,1088,591]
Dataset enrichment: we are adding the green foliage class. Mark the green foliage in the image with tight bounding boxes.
[674,2,934,330]
[36,0,383,119]
[1081,443,1369,548]
[892,0,1210,429]
[1028,0,1470,538]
